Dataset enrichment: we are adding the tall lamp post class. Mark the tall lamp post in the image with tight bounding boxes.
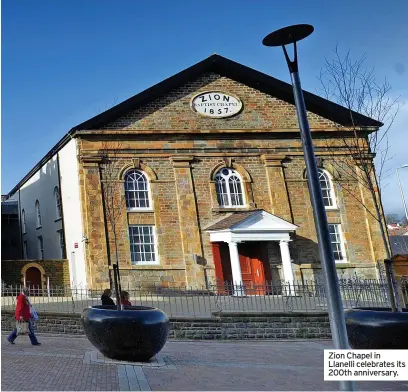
[396,164,408,222]
[263,25,355,391]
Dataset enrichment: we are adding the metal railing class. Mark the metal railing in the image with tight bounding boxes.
[1,278,404,318]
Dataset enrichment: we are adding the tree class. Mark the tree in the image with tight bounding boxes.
[386,214,400,225]
[99,140,126,310]
[318,46,400,260]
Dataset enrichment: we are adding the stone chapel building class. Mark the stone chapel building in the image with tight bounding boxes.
[6,55,386,291]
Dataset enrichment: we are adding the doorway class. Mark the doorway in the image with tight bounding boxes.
[25,266,42,293]
[214,242,272,294]
[239,243,267,294]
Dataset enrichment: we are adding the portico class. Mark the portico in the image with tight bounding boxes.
[206,210,298,295]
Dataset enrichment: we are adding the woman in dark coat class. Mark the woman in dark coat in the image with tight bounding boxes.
[101,289,115,306]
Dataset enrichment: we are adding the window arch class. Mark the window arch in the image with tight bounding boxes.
[21,209,26,234]
[124,170,151,209]
[215,168,245,207]
[318,169,336,208]
[54,186,62,219]
[35,200,42,227]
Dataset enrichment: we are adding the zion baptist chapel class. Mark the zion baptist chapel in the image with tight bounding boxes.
[7,54,386,290]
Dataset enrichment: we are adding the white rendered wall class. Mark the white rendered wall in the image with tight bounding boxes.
[16,155,63,261]
[58,139,88,288]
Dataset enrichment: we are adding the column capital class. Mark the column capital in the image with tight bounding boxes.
[80,154,104,164]
[279,239,292,244]
[353,153,375,164]
[171,156,195,168]
[80,154,104,168]
[261,154,287,167]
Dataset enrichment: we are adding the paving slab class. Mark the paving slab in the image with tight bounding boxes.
[2,334,408,391]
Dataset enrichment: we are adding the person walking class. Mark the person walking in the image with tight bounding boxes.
[101,288,115,306]
[7,287,41,346]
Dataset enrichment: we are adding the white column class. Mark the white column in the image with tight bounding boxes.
[279,240,295,295]
[228,241,245,296]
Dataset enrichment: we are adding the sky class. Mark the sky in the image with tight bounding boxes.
[2,0,408,217]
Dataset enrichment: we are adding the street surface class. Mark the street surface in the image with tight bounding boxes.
[2,335,408,391]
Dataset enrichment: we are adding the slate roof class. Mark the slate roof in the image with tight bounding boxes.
[206,210,263,231]
[389,236,408,255]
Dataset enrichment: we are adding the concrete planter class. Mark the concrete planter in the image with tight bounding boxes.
[345,307,408,349]
[81,305,169,361]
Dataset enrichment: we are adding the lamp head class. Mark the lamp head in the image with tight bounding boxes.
[262,24,314,47]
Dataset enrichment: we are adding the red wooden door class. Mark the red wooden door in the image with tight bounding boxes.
[238,245,253,287]
[212,243,234,294]
[259,243,273,294]
[26,267,42,295]
[238,244,266,294]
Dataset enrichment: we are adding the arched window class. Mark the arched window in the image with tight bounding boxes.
[35,200,42,228]
[124,170,150,209]
[21,209,26,234]
[215,168,245,207]
[318,169,336,208]
[54,186,62,219]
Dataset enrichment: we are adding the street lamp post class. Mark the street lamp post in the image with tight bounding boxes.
[396,164,408,222]
[263,25,355,391]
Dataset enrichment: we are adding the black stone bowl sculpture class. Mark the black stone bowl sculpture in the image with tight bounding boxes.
[81,305,170,361]
[345,307,408,349]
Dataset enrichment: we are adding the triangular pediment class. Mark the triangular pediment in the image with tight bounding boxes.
[232,210,298,231]
[206,210,298,232]
[70,54,380,133]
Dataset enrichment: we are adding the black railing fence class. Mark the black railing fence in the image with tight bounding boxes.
[2,278,406,318]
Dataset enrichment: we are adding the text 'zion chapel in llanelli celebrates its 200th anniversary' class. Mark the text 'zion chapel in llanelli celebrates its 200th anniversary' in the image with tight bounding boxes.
[5,54,387,291]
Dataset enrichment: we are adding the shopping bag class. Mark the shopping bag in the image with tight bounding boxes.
[16,321,29,335]
[30,304,39,321]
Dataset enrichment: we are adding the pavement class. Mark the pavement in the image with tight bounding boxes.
[2,334,408,391]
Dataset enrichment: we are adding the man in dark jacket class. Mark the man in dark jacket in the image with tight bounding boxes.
[101,289,115,306]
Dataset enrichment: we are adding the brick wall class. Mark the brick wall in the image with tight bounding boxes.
[75,73,385,288]
[100,73,336,131]
[171,312,331,340]
[1,259,70,286]
[78,139,381,287]
[1,310,331,340]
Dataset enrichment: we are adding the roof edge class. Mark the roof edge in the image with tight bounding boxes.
[6,132,75,198]
[6,54,382,196]
[70,54,382,131]
[69,55,217,132]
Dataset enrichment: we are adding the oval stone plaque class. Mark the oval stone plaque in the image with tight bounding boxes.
[191,91,243,118]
